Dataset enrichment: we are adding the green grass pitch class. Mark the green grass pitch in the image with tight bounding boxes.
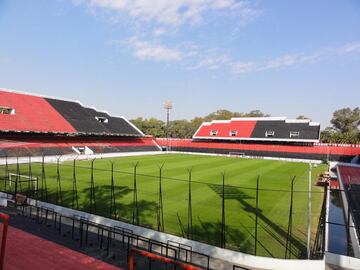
[0,153,327,258]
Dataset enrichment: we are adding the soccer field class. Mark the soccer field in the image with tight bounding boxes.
[0,153,326,258]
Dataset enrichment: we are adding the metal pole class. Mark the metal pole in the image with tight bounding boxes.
[327,146,330,164]
[307,163,312,259]
[323,183,328,256]
[254,175,260,255]
[110,161,116,218]
[4,155,8,193]
[347,176,351,256]
[221,172,226,248]
[166,108,170,150]
[56,157,62,205]
[285,176,296,259]
[132,162,139,225]
[187,168,193,240]
[41,155,48,201]
[157,164,164,232]
[15,158,19,196]
[164,101,172,151]
[28,156,33,197]
[90,159,96,214]
[0,213,9,270]
[72,157,79,209]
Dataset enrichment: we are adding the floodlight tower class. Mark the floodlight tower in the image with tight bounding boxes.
[164,101,173,151]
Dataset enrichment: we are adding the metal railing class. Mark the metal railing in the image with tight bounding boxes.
[0,212,9,270]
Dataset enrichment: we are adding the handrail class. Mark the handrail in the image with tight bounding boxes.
[0,213,9,270]
[129,248,203,270]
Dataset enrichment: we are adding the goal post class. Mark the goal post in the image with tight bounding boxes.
[8,173,38,193]
[228,152,246,157]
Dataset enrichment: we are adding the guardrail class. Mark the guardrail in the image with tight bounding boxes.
[0,212,9,270]
[14,203,210,270]
[129,248,203,270]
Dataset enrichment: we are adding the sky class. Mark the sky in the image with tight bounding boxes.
[0,0,359,128]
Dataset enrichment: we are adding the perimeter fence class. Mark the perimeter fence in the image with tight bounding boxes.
[0,155,327,259]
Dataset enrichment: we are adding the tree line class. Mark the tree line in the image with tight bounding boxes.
[131,107,360,143]
[320,107,360,144]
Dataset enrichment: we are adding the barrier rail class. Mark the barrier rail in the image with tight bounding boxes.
[0,212,9,270]
[129,248,203,270]
[14,202,210,270]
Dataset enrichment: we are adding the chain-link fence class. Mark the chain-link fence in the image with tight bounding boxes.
[0,155,327,259]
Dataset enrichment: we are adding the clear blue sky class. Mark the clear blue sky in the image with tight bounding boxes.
[0,0,359,128]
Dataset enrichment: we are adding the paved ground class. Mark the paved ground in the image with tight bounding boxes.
[1,225,122,270]
[0,206,221,270]
[0,206,137,270]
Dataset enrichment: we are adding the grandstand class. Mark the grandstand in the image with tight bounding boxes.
[158,138,360,162]
[157,117,360,162]
[0,89,161,157]
[193,117,320,143]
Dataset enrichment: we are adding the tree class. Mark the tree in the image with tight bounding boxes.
[130,117,166,137]
[245,110,270,117]
[203,109,243,121]
[319,107,360,144]
[320,127,335,143]
[296,115,311,120]
[330,107,360,133]
[131,109,270,139]
[168,120,194,138]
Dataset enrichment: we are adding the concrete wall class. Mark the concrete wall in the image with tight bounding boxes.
[325,252,360,270]
[0,151,166,165]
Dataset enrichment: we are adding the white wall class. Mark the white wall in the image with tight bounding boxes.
[325,252,360,270]
[0,151,166,165]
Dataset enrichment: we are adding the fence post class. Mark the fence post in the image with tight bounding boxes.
[285,176,296,259]
[110,161,116,218]
[347,176,351,256]
[157,163,164,232]
[132,162,139,225]
[72,157,79,209]
[322,183,328,256]
[89,158,96,214]
[56,156,62,205]
[15,157,20,196]
[4,155,8,193]
[307,163,312,259]
[187,168,193,240]
[41,155,48,201]
[28,156,34,198]
[220,172,226,248]
[254,175,260,255]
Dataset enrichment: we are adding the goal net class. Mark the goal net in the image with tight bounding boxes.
[8,173,38,194]
[228,152,246,157]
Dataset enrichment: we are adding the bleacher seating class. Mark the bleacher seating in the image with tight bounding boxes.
[0,137,159,157]
[0,89,142,136]
[0,88,160,156]
[157,138,360,161]
[338,165,360,186]
[193,117,320,142]
[0,90,76,133]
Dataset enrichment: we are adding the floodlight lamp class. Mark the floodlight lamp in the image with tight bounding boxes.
[164,101,173,110]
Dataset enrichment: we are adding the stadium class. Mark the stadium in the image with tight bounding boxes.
[0,88,360,270]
